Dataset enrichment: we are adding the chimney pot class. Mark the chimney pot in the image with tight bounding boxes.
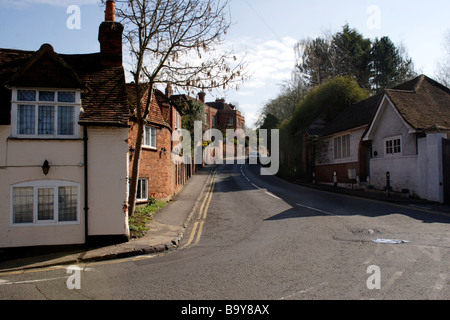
[165,84,173,97]
[105,0,116,22]
[198,91,206,103]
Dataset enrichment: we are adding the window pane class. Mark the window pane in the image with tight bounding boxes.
[13,187,34,224]
[38,106,55,135]
[17,105,35,135]
[17,90,36,101]
[144,126,150,146]
[58,106,74,135]
[58,187,77,222]
[38,188,54,221]
[58,92,75,103]
[39,91,55,102]
[151,128,157,148]
[137,179,147,200]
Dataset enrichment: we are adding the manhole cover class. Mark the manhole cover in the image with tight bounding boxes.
[349,228,382,235]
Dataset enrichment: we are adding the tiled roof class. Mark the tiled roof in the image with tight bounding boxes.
[314,75,450,137]
[126,83,169,128]
[0,44,129,127]
[385,75,450,132]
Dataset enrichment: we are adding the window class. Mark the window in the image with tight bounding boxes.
[385,137,402,155]
[212,115,216,127]
[227,117,234,126]
[11,181,79,225]
[12,89,80,138]
[143,126,157,149]
[136,178,148,201]
[334,134,350,159]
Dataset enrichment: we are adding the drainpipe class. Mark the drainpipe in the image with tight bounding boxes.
[83,125,89,244]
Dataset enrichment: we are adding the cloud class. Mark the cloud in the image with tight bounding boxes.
[229,36,297,90]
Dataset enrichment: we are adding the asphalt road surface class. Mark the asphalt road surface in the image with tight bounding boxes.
[1,163,449,303]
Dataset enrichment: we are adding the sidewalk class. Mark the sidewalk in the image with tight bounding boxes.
[0,165,216,273]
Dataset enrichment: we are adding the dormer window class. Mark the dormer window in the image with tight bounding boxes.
[11,88,81,139]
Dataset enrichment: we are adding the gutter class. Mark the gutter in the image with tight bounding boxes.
[83,125,89,244]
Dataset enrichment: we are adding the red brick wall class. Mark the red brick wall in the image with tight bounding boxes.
[129,122,175,201]
[315,162,360,184]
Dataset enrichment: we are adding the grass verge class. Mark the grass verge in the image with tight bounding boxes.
[129,200,169,239]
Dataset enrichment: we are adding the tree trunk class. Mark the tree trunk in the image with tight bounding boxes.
[128,116,145,217]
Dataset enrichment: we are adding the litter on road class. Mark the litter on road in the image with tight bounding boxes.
[372,239,410,244]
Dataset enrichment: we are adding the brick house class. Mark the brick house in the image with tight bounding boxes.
[203,96,245,132]
[127,84,191,202]
[0,1,130,248]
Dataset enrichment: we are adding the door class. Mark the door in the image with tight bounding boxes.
[443,138,450,204]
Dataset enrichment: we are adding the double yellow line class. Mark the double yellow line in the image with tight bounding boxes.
[182,170,217,249]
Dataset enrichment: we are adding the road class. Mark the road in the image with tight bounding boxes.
[1,163,449,302]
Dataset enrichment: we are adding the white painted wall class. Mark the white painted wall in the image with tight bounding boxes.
[86,126,129,238]
[0,136,85,248]
[367,97,447,202]
[0,125,130,248]
[316,126,366,166]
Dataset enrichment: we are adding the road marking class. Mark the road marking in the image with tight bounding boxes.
[265,191,281,200]
[184,222,200,248]
[251,183,261,189]
[0,276,70,286]
[296,203,336,216]
[182,170,217,249]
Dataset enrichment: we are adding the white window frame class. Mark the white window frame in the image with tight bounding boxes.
[143,126,157,149]
[11,88,81,139]
[384,136,402,156]
[334,134,351,160]
[136,178,148,202]
[10,180,80,226]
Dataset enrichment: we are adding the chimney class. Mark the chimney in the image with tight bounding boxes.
[105,0,116,22]
[198,91,206,103]
[98,0,123,67]
[165,84,173,98]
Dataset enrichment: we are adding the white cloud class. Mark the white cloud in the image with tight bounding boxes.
[230,36,297,91]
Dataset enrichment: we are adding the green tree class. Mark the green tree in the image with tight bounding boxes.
[371,37,415,91]
[332,24,372,89]
[279,76,370,179]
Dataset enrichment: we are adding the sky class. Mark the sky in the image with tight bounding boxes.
[1,0,450,128]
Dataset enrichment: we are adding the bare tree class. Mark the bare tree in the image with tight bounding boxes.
[436,30,450,88]
[109,0,247,217]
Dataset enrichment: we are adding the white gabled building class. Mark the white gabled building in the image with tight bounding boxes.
[363,75,450,203]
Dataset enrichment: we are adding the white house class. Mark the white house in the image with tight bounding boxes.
[0,1,130,248]
[363,75,450,203]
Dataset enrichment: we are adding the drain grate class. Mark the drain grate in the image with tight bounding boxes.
[349,228,382,236]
